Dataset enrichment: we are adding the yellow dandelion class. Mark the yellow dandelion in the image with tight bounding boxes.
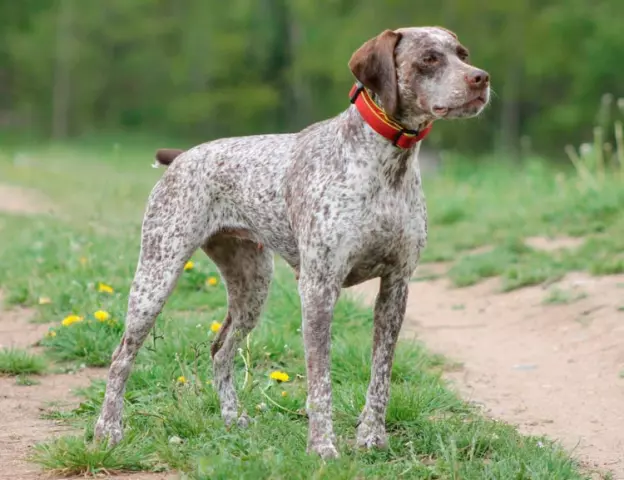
[184,261,194,271]
[210,321,222,333]
[281,391,288,397]
[206,276,218,286]
[269,371,290,383]
[79,256,88,266]
[94,310,111,322]
[61,314,84,327]
[38,296,52,305]
[45,330,57,338]
[177,376,187,384]
[98,283,114,294]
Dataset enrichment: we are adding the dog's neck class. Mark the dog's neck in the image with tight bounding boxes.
[342,105,425,189]
[367,90,433,135]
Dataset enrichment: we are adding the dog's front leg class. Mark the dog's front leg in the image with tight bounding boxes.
[298,272,341,459]
[357,273,409,449]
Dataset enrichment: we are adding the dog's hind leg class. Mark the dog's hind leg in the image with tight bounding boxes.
[204,236,274,427]
[94,176,209,446]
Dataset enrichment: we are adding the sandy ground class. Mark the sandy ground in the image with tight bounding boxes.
[0,186,176,479]
[0,293,181,480]
[2,183,624,479]
[0,184,57,216]
[0,293,178,480]
[350,264,624,479]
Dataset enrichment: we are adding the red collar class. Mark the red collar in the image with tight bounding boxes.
[349,82,432,149]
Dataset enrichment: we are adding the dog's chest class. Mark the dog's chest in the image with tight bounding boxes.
[341,188,427,286]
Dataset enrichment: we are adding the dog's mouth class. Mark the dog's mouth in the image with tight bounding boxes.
[432,92,489,118]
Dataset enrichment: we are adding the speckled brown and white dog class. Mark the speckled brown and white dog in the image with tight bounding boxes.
[94,26,490,459]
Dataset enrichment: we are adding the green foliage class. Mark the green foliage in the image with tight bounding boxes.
[543,287,587,305]
[0,143,588,478]
[27,266,584,478]
[0,348,47,376]
[41,313,125,367]
[0,0,623,155]
[15,374,41,386]
[565,95,624,189]
[31,434,155,476]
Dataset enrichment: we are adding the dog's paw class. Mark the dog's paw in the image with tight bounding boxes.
[307,440,340,460]
[94,417,123,447]
[236,412,254,428]
[356,422,388,450]
[223,410,254,429]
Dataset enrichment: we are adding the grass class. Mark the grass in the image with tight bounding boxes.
[543,287,588,305]
[0,135,614,478]
[0,347,47,376]
[423,157,624,286]
[15,374,42,386]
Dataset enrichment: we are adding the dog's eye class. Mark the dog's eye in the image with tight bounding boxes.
[457,48,470,61]
[422,53,440,65]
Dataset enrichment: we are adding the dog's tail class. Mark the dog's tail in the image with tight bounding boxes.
[154,148,185,166]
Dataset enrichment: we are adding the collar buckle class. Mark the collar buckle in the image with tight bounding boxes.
[392,128,419,147]
[349,81,365,104]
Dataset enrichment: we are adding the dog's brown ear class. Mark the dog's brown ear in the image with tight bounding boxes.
[348,29,402,117]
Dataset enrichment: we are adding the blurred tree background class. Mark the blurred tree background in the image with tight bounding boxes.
[0,0,622,159]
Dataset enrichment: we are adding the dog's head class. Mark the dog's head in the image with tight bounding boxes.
[348,26,490,129]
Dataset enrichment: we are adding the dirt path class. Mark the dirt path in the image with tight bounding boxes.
[0,184,57,216]
[0,294,179,480]
[0,295,99,479]
[349,264,624,479]
[0,185,175,479]
[3,184,623,477]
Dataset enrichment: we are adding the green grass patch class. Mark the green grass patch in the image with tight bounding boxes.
[0,348,47,376]
[30,433,157,476]
[422,155,624,289]
[0,141,593,478]
[29,294,583,478]
[15,374,41,386]
[543,287,588,305]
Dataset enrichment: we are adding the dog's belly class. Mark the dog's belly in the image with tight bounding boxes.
[214,223,300,271]
[267,235,301,271]
[343,261,390,288]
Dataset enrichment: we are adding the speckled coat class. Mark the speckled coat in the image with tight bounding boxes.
[94,26,490,459]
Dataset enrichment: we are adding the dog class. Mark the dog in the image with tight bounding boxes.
[94,26,490,459]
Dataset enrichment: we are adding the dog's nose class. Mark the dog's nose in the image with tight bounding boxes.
[465,69,490,89]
